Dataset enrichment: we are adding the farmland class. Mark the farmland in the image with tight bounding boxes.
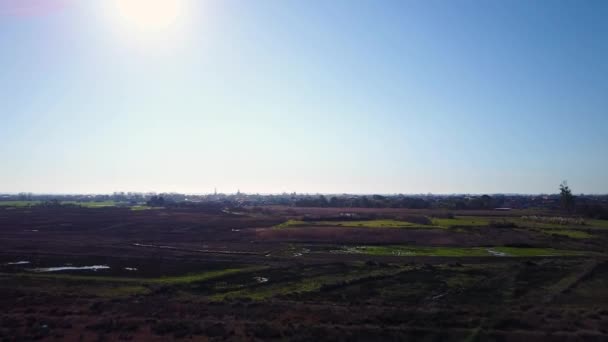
[1,205,608,340]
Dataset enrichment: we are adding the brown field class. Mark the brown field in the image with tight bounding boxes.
[1,205,608,341]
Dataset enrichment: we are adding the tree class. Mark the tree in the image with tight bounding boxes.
[480,195,493,209]
[147,195,165,207]
[559,181,575,213]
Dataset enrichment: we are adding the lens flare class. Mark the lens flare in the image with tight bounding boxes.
[114,0,183,32]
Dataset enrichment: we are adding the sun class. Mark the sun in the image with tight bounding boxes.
[114,0,184,32]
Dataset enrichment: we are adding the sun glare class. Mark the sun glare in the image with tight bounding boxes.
[114,0,184,33]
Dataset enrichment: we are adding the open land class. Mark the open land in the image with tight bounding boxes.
[1,204,608,341]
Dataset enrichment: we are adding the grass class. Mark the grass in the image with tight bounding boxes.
[0,201,161,211]
[432,216,608,229]
[336,245,594,257]
[542,229,593,239]
[210,266,404,301]
[430,216,492,228]
[2,267,263,285]
[513,217,608,229]
[587,219,608,228]
[130,205,156,211]
[0,200,118,208]
[154,268,264,285]
[275,219,424,229]
[0,201,40,207]
[340,246,490,257]
[490,247,591,257]
[61,201,118,208]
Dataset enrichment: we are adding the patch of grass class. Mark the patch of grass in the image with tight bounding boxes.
[0,201,40,207]
[430,216,491,228]
[510,218,578,229]
[491,247,590,257]
[543,229,593,239]
[336,246,594,257]
[130,205,155,211]
[273,219,305,228]
[211,267,403,301]
[341,246,490,257]
[61,201,118,208]
[154,268,264,285]
[0,201,119,208]
[0,275,151,298]
[274,219,425,229]
[3,267,263,285]
[511,217,608,229]
[587,219,608,228]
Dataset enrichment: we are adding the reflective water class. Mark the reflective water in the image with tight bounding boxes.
[32,265,110,272]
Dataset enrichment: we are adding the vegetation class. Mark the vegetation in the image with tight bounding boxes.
[521,215,585,226]
[560,181,576,213]
[336,245,594,257]
[0,201,41,207]
[5,267,262,285]
[274,219,423,229]
[210,265,405,301]
[430,216,491,227]
[542,229,593,239]
[61,201,118,208]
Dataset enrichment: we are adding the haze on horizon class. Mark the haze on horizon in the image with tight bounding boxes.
[1,0,607,195]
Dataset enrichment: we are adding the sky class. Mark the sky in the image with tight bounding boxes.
[1,0,607,195]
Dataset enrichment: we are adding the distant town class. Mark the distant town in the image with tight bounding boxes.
[2,191,607,218]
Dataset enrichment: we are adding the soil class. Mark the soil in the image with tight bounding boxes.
[1,206,607,341]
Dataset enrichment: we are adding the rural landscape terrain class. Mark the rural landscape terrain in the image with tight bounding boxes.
[1,193,608,341]
[3,0,607,340]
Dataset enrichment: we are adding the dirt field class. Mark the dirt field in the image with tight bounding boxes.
[1,205,608,341]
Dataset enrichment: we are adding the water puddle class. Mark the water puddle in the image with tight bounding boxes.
[31,265,110,272]
[133,243,176,250]
[487,249,508,257]
[5,261,30,265]
[124,267,138,271]
[254,276,269,283]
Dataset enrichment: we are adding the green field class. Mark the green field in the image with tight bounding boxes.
[4,267,261,285]
[0,200,118,208]
[0,201,41,207]
[541,229,593,239]
[512,217,608,229]
[275,219,423,229]
[210,265,405,301]
[335,245,594,257]
[130,205,156,211]
[432,216,608,230]
[430,216,492,227]
[0,200,163,210]
[61,201,118,208]
[587,219,608,228]
[0,266,266,300]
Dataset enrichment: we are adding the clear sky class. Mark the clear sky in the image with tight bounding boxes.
[1,0,607,194]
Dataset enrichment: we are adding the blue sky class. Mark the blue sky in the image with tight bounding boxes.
[1,0,607,194]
